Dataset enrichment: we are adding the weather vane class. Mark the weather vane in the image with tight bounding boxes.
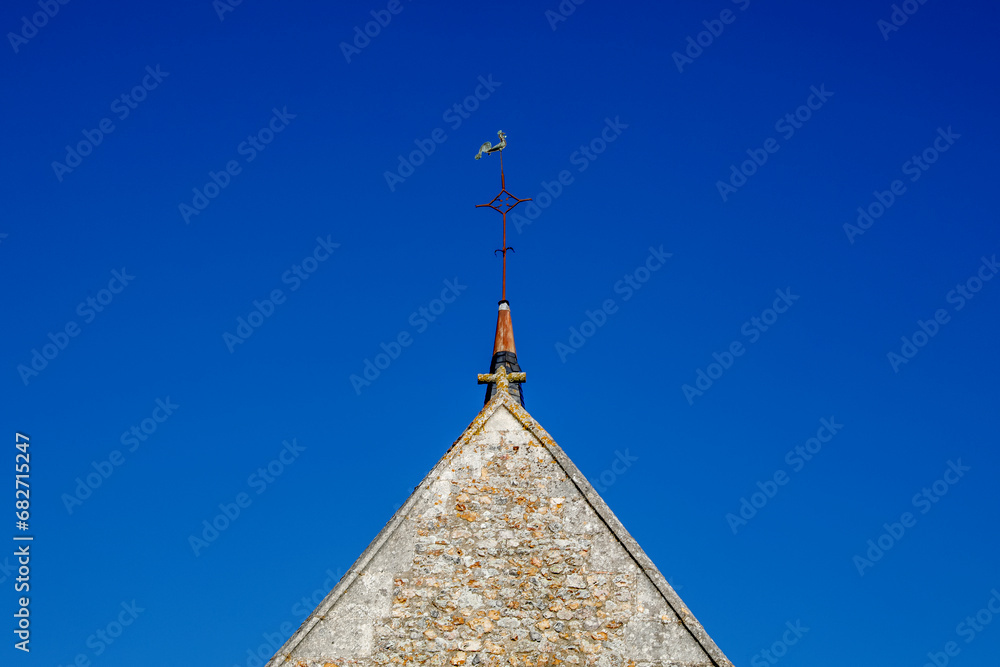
[475,130,531,302]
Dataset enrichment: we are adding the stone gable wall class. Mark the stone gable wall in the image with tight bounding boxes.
[280,408,716,667]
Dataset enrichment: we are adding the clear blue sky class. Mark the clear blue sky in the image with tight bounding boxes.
[3,0,999,665]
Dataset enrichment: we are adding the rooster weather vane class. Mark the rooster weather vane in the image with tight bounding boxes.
[475,131,530,302]
[474,130,506,160]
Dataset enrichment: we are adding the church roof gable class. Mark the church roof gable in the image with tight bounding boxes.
[267,392,732,666]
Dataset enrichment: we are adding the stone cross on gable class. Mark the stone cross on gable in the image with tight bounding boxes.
[477,365,526,393]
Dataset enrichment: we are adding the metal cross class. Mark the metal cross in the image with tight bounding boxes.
[476,148,531,302]
[477,365,526,393]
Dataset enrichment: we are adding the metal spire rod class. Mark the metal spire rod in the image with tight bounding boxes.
[475,131,531,302]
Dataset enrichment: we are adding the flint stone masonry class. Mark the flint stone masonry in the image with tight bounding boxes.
[267,392,732,667]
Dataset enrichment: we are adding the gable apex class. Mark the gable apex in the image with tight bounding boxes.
[266,392,733,666]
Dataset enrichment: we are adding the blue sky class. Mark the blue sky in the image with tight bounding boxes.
[3,0,999,665]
